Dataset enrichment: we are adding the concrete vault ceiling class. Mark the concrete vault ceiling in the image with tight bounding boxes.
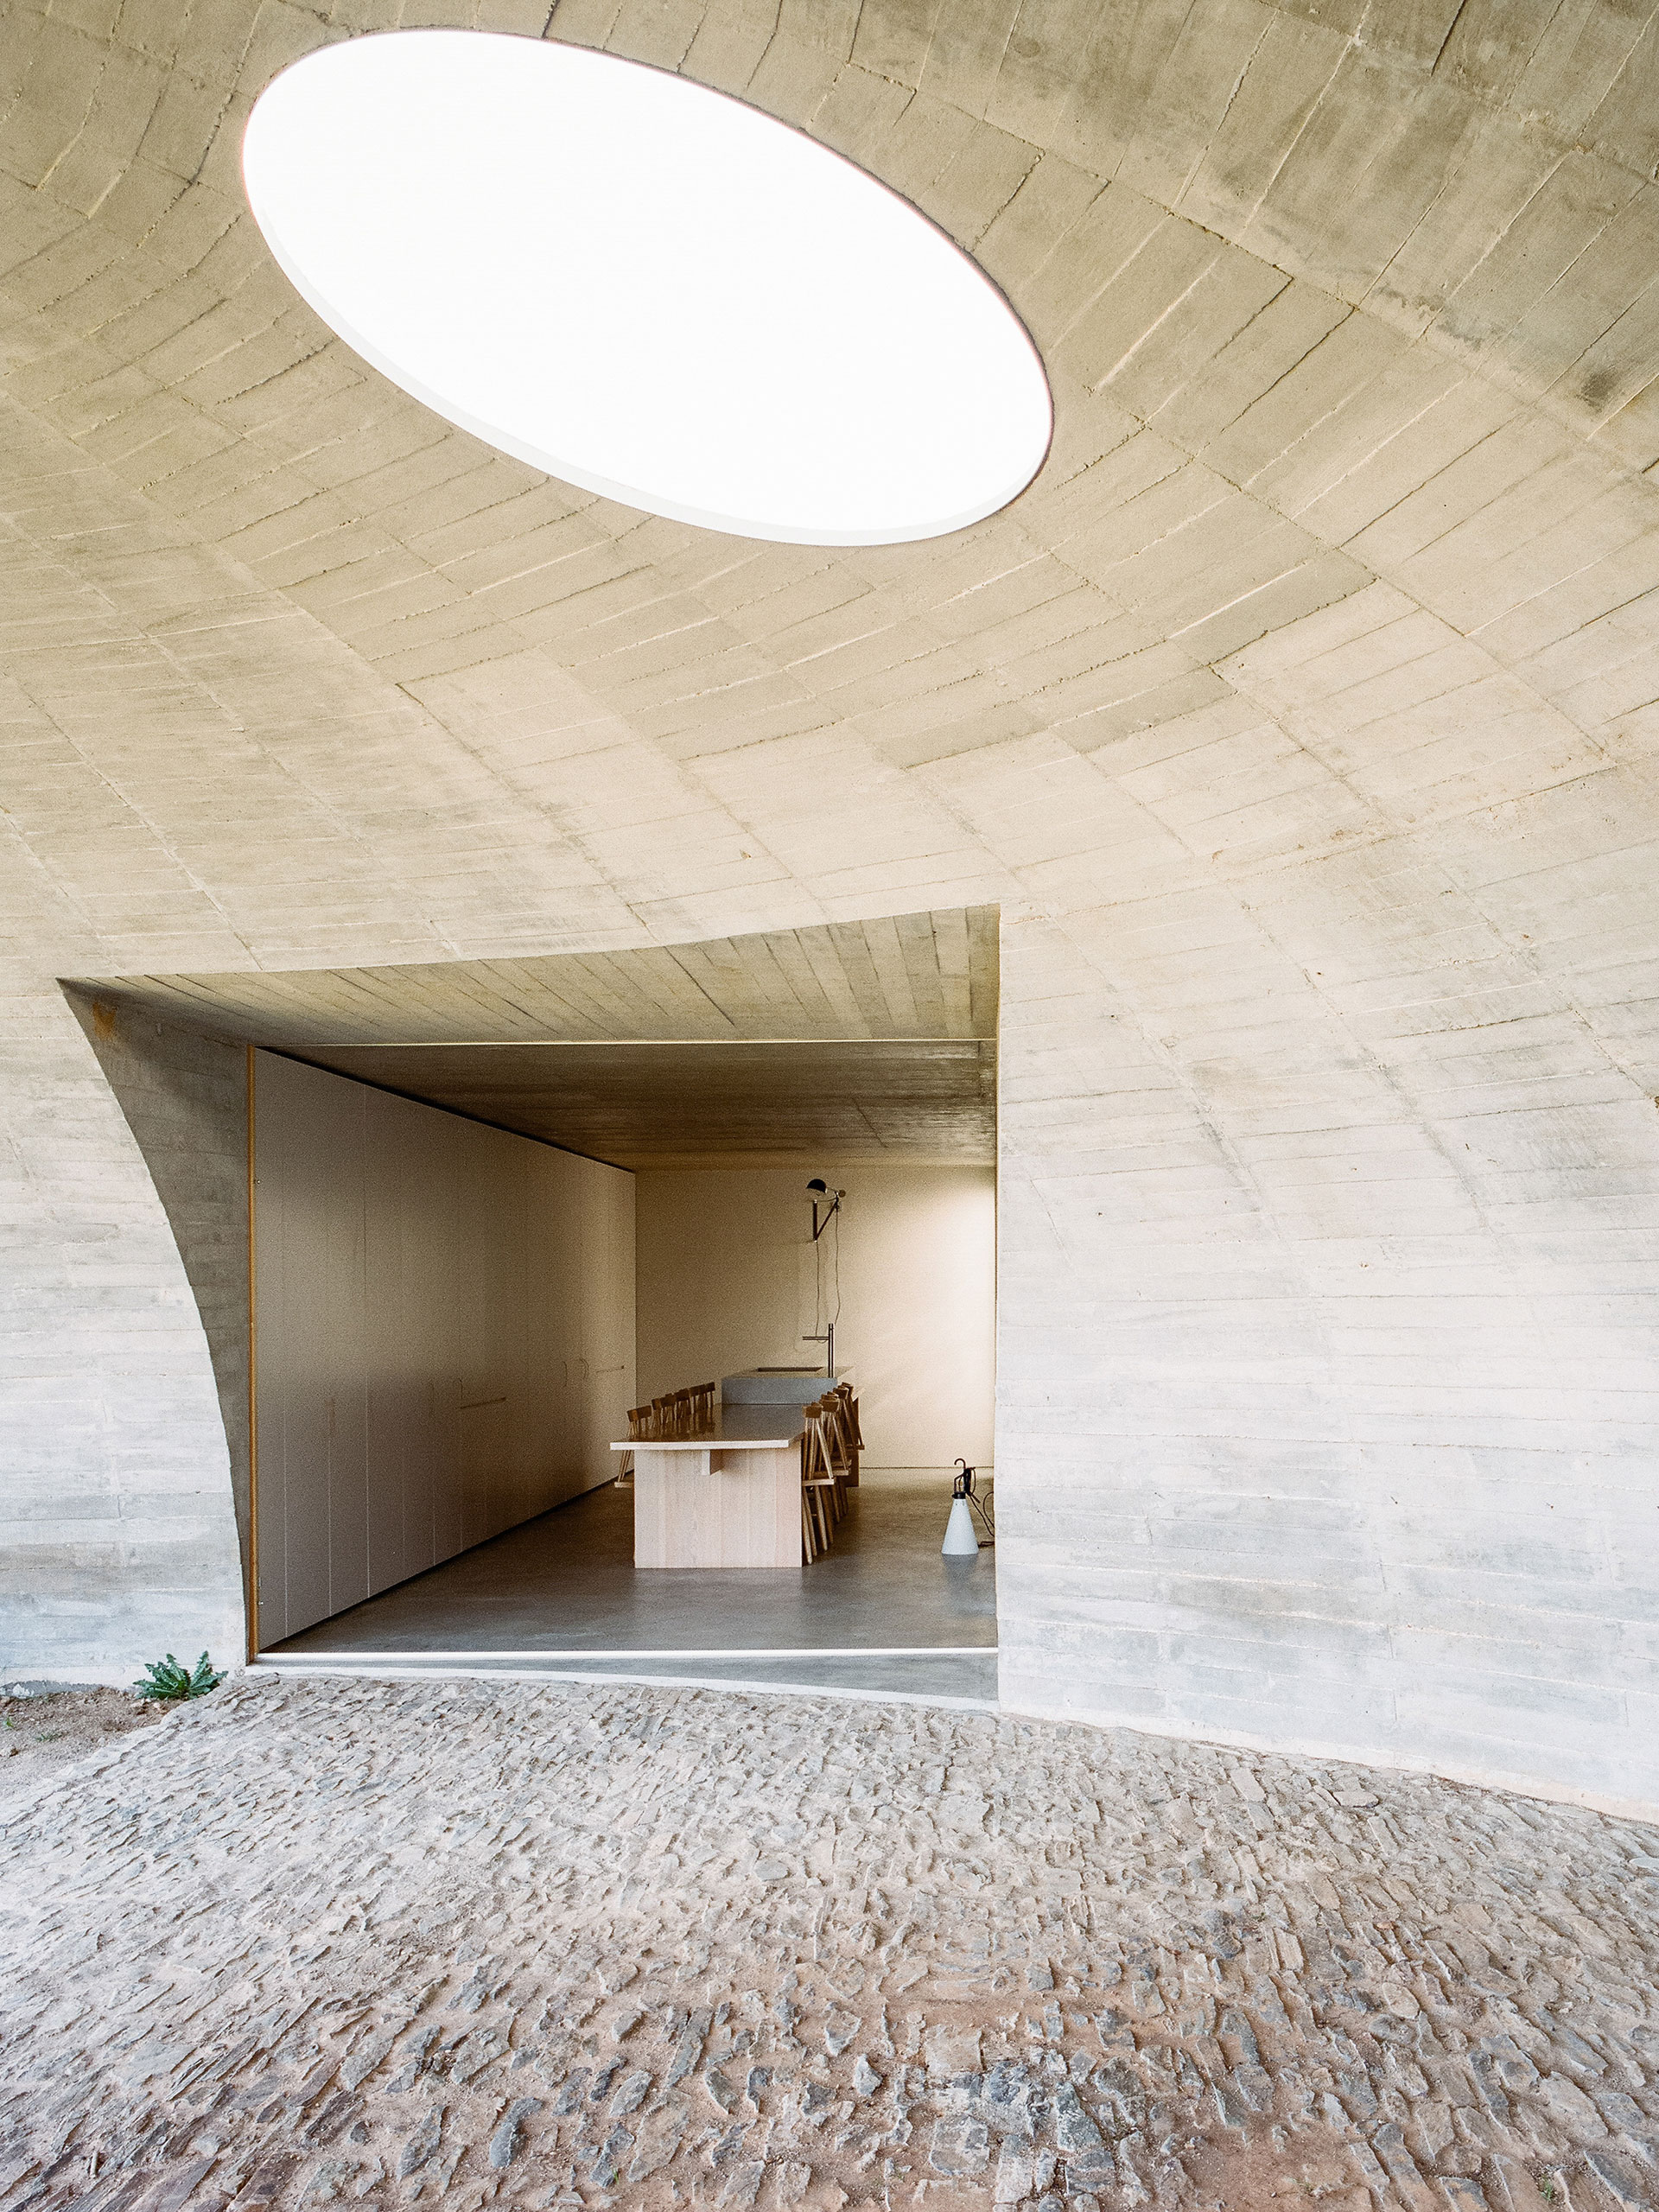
[70,910,1000,1163]
[71,910,1000,1045]
[7,0,1659,1799]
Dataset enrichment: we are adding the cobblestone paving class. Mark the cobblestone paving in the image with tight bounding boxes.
[1,1675,1656,2212]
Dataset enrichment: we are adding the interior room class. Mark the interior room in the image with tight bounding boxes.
[111,909,1001,1704]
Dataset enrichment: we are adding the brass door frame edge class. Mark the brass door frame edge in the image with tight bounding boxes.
[246,1043,259,1662]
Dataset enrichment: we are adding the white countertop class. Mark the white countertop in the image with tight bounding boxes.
[610,1404,808,1453]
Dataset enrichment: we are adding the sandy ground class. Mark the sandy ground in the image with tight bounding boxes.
[0,1683,166,1812]
[0,1673,1656,2212]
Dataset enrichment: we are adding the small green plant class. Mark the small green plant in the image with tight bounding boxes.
[1540,2178,1560,2204]
[133,1652,223,1702]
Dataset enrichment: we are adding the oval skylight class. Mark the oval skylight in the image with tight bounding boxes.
[241,31,1052,546]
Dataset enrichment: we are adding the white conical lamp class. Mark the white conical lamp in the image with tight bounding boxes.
[942,1495,979,1556]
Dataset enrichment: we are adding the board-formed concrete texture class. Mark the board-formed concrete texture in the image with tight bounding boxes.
[3,1675,1659,2212]
[2,0,1658,1806]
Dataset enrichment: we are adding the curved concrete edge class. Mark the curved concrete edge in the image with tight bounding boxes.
[1001,1692,1659,1832]
[6,1670,1653,1848]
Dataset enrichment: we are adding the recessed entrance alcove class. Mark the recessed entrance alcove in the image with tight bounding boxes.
[67,909,1000,1706]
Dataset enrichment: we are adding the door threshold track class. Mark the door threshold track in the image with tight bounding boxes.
[249,1651,998,1716]
[263,1644,993,1662]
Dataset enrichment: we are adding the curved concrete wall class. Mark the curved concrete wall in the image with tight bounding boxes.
[1,0,1656,1804]
[0,991,245,1685]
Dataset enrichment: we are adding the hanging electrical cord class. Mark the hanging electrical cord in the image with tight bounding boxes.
[804,1179,845,1374]
[810,1197,842,1342]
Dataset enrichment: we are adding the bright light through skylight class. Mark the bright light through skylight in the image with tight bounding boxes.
[242,31,1052,546]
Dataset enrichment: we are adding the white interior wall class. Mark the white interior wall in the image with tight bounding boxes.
[252,1053,634,1644]
[634,1165,995,1469]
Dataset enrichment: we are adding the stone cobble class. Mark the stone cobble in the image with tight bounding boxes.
[0,1677,1656,2212]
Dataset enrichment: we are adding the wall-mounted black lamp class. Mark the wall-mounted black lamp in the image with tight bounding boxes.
[806,1177,845,1242]
[804,1179,847,1377]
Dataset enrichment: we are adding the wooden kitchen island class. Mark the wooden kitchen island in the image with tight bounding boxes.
[612,1405,808,1569]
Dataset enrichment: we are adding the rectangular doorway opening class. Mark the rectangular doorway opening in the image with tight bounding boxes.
[162,909,997,1705]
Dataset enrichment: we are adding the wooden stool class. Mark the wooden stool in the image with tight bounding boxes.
[618,1403,655,1487]
[800,1469,818,1563]
[800,1401,839,1558]
[817,1392,845,1499]
[823,1391,856,1497]
[801,1401,841,1551]
[798,1401,822,1563]
[831,1382,861,1486]
[690,1381,717,1431]
[823,1398,853,1520]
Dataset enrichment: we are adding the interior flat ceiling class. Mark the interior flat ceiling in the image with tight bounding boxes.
[281,1039,996,1168]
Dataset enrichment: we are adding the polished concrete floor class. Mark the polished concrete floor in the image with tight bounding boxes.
[270,1467,997,1703]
